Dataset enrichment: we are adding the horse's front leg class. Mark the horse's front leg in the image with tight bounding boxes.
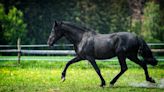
[61,56,82,82]
[87,56,106,87]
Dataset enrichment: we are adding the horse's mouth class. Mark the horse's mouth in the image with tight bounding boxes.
[47,41,54,47]
[48,43,54,47]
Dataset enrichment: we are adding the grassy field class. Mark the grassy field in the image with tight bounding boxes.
[0,56,164,92]
[0,56,164,61]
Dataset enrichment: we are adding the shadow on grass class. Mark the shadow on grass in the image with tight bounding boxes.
[80,85,163,92]
[81,83,164,92]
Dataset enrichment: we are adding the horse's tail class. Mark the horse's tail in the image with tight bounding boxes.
[138,38,158,66]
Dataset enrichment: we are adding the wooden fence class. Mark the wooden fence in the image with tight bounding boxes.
[0,39,164,64]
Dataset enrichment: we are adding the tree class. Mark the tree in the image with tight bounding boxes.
[0,4,27,45]
[141,1,160,42]
[0,4,6,44]
[0,0,163,45]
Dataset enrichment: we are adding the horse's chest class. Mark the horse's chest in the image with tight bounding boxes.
[76,36,93,56]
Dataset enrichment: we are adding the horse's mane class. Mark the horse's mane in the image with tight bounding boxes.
[62,21,96,33]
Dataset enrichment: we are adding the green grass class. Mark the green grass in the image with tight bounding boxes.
[0,57,164,92]
[0,56,163,61]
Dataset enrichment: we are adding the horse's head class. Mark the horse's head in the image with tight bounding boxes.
[47,21,63,46]
[142,49,158,66]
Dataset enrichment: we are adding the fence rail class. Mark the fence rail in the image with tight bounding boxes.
[0,44,164,55]
[0,43,164,55]
[0,44,74,48]
[0,43,164,48]
[0,49,76,55]
[0,42,164,64]
[0,49,164,55]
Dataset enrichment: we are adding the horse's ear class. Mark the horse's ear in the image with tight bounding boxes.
[59,21,63,26]
[54,20,58,27]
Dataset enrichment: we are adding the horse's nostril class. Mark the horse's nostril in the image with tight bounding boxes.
[47,40,50,45]
[47,40,52,46]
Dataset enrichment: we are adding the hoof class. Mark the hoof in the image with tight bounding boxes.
[61,76,66,82]
[100,82,106,87]
[147,77,155,83]
[109,84,114,88]
[100,84,105,88]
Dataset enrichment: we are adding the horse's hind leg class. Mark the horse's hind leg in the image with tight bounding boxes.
[127,55,155,83]
[110,53,128,86]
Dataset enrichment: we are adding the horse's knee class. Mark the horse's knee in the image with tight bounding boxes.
[121,66,128,72]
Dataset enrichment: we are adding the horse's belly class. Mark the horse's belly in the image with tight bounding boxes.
[94,48,115,59]
[94,38,116,59]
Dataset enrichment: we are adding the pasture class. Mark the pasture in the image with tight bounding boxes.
[0,56,164,92]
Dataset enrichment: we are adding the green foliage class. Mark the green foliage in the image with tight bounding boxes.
[73,0,130,33]
[130,2,161,42]
[130,20,142,35]
[0,4,27,45]
[15,0,130,44]
[0,4,5,20]
[141,2,160,42]
[0,0,163,44]
[108,0,130,33]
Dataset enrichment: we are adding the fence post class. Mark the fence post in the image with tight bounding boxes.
[17,38,21,64]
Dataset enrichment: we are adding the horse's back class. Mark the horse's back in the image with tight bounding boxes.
[93,32,140,59]
[95,32,139,48]
[77,31,140,59]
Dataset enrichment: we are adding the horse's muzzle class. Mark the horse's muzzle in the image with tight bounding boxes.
[47,40,53,47]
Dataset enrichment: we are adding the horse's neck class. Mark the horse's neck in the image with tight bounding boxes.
[62,25,84,45]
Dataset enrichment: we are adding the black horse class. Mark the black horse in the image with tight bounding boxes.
[47,21,158,87]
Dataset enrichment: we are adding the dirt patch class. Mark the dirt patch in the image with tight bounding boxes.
[129,78,164,89]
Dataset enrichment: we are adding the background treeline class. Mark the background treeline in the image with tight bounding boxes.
[0,0,163,45]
